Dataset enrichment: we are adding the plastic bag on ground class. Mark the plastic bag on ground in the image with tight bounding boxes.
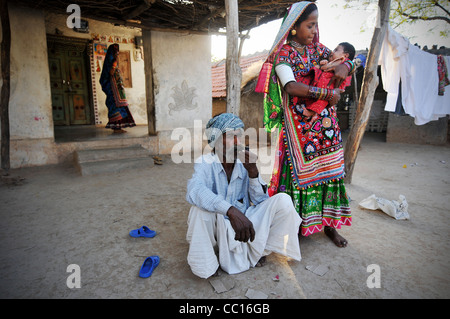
[359,194,410,220]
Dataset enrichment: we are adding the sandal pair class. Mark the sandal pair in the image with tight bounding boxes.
[129,226,159,278]
[153,156,163,165]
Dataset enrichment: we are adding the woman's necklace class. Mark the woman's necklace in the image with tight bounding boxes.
[290,40,306,52]
[290,40,311,71]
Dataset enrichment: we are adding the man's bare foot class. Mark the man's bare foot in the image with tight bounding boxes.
[255,256,266,267]
[324,227,348,247]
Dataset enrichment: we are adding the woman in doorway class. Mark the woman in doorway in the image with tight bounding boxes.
[100,43,136,133]
[256,1,356,247]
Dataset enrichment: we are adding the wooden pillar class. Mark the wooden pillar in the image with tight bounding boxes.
[344,0,391,183]
[0,0,11,173]
[142,29,156,135]
[225,0,241,115]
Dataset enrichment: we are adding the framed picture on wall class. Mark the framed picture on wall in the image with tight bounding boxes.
[118,51,132,88]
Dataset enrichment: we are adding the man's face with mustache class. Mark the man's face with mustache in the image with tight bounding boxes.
[215,129,244,163]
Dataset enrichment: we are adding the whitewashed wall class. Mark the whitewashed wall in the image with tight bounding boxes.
[0,4,53,140]
[151,31,212,153]
[0,4,59,167]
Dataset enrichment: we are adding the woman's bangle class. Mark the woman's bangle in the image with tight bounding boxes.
[307,86,320,99]
[344,60,356,75]
[307,86,335,101]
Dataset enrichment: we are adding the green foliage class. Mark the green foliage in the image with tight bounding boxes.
[344,0,449,34]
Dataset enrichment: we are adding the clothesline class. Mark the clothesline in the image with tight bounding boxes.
[378,26,450,125]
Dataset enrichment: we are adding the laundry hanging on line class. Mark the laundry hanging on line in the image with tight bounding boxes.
[378,26,450,125]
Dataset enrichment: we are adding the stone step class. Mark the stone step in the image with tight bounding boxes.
[75,144,150,163]
[76,157,155,176]
[74,145,154,175]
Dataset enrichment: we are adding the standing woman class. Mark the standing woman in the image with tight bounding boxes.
[100,43,136,133]
[256,1,356,247]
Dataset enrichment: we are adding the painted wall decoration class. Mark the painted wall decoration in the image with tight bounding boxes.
[94,43,107,56]
[168,80,198,115]
[91,33,136,45]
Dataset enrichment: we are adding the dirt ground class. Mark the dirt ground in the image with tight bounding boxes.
[0,132,449,299]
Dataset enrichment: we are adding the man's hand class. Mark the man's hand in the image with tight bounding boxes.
[237,149,259,178]
[227,206,255,242]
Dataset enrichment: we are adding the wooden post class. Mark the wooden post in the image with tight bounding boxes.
[353,74,359,112]
[225,0,241,115]
[142,29,156,135]
[344,0,391,183]
[0,0,11,173]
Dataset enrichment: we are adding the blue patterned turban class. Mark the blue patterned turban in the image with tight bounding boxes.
[205,113,244,148]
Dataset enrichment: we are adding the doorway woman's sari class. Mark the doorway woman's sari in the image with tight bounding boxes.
[100,44,136,130]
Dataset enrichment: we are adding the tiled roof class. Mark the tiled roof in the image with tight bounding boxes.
[212,52,267,98]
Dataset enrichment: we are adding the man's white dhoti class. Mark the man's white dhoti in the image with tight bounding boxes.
[186,193,301,279]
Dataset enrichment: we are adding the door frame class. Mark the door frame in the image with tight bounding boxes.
[47,34,95,126]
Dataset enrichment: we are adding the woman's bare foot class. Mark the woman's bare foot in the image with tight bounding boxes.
[113,129,127,133]
[324,226,348,248]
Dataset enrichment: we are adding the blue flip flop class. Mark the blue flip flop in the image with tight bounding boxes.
[129,226,156,238]
[139,256,160,278]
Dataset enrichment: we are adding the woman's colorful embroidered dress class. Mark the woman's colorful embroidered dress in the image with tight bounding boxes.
[257,2,352,237]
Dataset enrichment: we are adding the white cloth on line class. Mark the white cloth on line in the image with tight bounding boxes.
[378,26,450,125]
[378,26,410,113]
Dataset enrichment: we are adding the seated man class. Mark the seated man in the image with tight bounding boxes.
[186,113,301,279]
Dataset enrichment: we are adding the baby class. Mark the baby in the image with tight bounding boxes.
[320,42,355,72]
[306,42,355,114]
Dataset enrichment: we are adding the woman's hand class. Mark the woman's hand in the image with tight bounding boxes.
[227,206,255,242]
[327,63,349,88]
[330,89,344,106]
